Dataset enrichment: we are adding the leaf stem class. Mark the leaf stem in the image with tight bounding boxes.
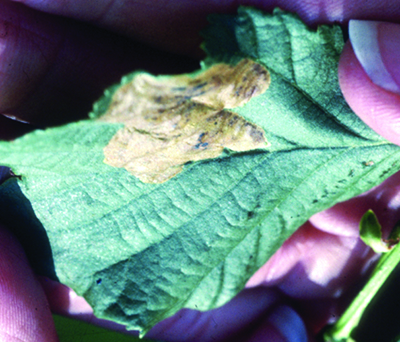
[324,241,400,341]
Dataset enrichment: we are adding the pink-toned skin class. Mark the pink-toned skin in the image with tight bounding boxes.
[1,1,400,341]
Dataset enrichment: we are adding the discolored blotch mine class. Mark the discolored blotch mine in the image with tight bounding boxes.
[100,59,271,183]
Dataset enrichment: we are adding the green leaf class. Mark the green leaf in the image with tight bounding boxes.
[324,211,400,342]
[359,210,390,253]
[53,315,159,342]
[1,7,400,335]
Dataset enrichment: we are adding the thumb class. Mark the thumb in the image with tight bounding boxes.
[0,225,58,342]
[339,20,400,145]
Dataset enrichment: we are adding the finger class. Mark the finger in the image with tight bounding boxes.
[246,221,377,332]
[10,0,400,56]
[0,225,58,341]
[38,277,93,317]
[241,305,312,342]
[40,278,287,342]
[147,287,281,342]
[43,281,306,342]
[247,222,375,297]
[311,170,400,237]
[339,21,400,146]
[0,1,198,126]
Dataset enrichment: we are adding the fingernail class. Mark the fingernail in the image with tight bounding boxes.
[349,20,400,95]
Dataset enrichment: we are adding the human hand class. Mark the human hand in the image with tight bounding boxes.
[0,0,400,341]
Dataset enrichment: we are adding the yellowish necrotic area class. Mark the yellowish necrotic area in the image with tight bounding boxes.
[100,59,271,183]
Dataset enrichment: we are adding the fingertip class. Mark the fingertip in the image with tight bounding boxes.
[38,276,94,317]
[339,40,400,145]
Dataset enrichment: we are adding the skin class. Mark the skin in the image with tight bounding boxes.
[0,0,400,341]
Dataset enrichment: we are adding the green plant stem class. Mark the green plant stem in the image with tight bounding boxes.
[324,242,400,342]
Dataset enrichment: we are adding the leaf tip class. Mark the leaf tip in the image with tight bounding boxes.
[359,210,391,253]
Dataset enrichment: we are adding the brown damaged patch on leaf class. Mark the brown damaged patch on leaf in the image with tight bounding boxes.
[100,59,271,183]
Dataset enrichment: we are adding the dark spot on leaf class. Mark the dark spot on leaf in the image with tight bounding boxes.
[191,82,208,91]
[247,211,255,219]
[172,86,187,92]
[235,86,243,97]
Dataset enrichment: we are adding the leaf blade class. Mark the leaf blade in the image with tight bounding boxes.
[1,7,400,335]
